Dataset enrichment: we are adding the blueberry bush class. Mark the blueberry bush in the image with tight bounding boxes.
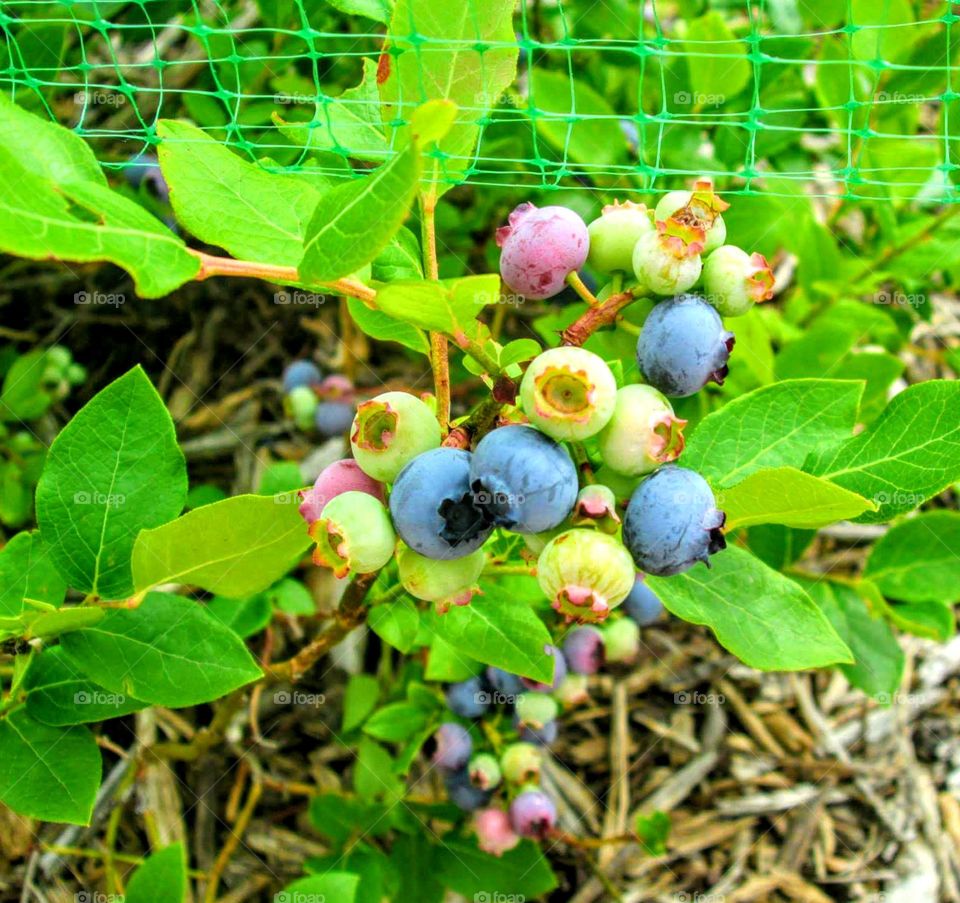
[1,0,960,900]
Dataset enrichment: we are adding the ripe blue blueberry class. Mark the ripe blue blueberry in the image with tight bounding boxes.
[445,676,490,719]
[314,400,355,438]
[509,789,558,838]
[636,295,735,397]
[520,644,567,692]
[469,425,578,534]
[486,667,525,703]
[431,722,473,772]
[623,574,665,626]
[623,466,726,576]
[445,769,492,811]
[390,448,494,560]
[562,626,605,675]
[283,359,322,393]
[518,718,559,747]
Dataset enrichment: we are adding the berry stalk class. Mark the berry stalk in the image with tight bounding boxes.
[420,194,452,433]
[560,286,646,347]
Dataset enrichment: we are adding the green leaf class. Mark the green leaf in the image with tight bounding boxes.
[275,58,388,161]
[425,629,480,682]
[850,0,916,64]
[355,736,403,802]
[832,351,904,424]
[720,466,876,529]
[36,367,188,600]
[744,524,815,572]
[308,793,392,844]
[806,380,960,523]
[435,838,558,899]
[299,145,419,283]
[25,605,105,640]
[324,0,392,23]
[379,0,518,199]
[684,12,751,106]
[883,597,955,643]
[0,531,67,617]
[528,68,627,166]
[498,339,543,370]
[59,592,262,707]
[683,379,864,487]
[24,646,147,726]
[132,493,310,596]
[125,844,187,903]
[0,707,100,824]
[362,702,428,743]
[266,577,315,615]
[368,597,420,653]
[205,593,273,638]
[648,546,853,671]
[158,119,323,267]
[635,811,671,857]
[863,511,960,604]
[346,297,430,355]
[371,226,423,282]
[373,276,494,335]
[0,350,53,421]
[0,99,196,297]
[343,674,380,733]
[433,594,554,684]
[280,874,360,903]
[801,580,904,700]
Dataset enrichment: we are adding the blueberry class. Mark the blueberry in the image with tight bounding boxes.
[497,203,589,300]
[562,626,605,675]
[283,359,322,393]
[351,391,441,483]
[601,617,641,665]
[570,485,621,534]
[654,180,729,255]
[514,692,559,730]
[623,466,726,576]
[587,200,654,275]
[398,546,485,613]
[469,425,578,534]
[623,574,665,626]
[314,400,355,438]
[597,384,686,478]
[390,448,494,560]
[445,769,491,811]
[474,807,520,857]
[509,789,558,839]
[520,645,567,692]
[554,673,590,708]
[431,722,472,772]
[286,385,318,430]
[636,295,735,397]
[518,719,558,747]
[309,491,395,578]
[500,742,543,784]
[468,753,502,791]
[486,667,525,703]
[632,224,702,296]
[702,245,775,317]
[445,676,489,719]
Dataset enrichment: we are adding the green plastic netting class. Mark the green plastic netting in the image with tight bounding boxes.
[1,1,958,201]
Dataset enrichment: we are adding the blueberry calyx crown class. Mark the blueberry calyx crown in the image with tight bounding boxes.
[437,490,495,548]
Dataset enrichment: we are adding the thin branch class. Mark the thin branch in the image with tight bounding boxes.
[186,249,377,304]
[419,196,451,432]
[561,288,645,347]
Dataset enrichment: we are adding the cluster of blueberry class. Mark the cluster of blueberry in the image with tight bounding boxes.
[431,580,663,853]
[282,359,358,439]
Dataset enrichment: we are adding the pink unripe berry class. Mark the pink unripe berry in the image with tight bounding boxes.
[562,626,605,675]
[474,807,520,857]
[571,484,621,534]
[298,459,385,525]
[497,203,589,300]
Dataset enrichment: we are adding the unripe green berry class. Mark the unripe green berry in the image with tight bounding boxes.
[350,391,441,482]
[309,491,395,578]
[632,226,702,296]
[597,384,686,478]
[397,546,485,613]
[286,385,319,430]
[586,201,654,275]
[571,484,621,534]
[500,742,543,784]
[702,245,775,317]
[520,347,617,442]
[537,529,635,623]
[654,180,730,255]
[468,753,502,791]
[601,617,641,665]
[514,692,559,730]
[554,673,590,708]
